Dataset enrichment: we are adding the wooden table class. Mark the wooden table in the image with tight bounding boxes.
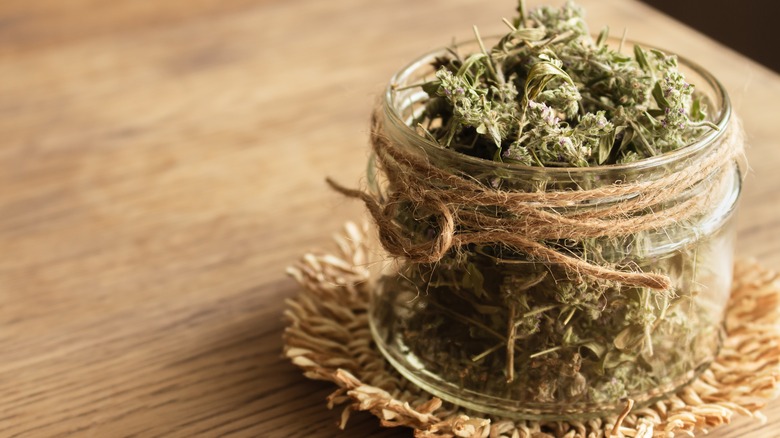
[1,1,778,436]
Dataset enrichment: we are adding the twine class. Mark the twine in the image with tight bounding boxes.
[284,222,780,438]
[327,109,744,290]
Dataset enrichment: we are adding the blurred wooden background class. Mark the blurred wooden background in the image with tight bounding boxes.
[640,0,780,72]
[1,0,778,436]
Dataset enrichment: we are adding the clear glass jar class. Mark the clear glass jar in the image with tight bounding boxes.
[367,39,741,420]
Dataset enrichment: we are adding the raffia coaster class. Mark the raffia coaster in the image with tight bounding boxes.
[283,222,780,438]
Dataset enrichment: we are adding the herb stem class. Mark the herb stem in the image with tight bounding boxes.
[530,345,564,359]
[515,304,558,326]
[427,300,507,341]
[473,25,504,87]
[563,307,577,326]
[393,81,434,92]
[471,342,504,362]
[502,17,517,32]
[506,302,517,382]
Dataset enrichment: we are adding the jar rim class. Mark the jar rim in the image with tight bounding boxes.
[383,36,731,176]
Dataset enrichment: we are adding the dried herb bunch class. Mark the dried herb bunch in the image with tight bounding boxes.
[370,0,737,417]
[412,0,715,166]
[375,235,724,408]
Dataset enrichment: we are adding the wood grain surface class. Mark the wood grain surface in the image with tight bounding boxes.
[1,1,778,437]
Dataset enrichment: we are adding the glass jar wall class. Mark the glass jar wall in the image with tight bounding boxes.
[367,39,741,420]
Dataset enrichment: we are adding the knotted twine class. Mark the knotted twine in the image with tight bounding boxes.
[328,109,744,290]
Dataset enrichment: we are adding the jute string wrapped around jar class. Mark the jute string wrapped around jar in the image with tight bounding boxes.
[327,108,745,290]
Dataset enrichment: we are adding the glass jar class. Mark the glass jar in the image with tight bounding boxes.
[366,39,741,420]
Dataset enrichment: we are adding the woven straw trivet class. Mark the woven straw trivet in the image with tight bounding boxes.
[283,222,780,438]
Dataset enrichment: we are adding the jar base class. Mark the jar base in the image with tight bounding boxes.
[370,313,719,421]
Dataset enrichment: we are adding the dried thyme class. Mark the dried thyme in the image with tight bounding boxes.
[413,0,716,166]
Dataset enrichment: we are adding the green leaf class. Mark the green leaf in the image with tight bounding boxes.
[581,340,607,359]
[643,110,662,128]
[650,48,668,59]
[616,125,633,154]
[634,44,650,71]
[597,126,617,165]
[614,327,641,351]
[457,53,489,80]
[652,82,670,108]
[602,350,633,372]
[629,121,657,157]
[523,60,574,102]
[421,81,440,96]
[596,26,609,47]
[515,0,527,29]
[513,27,546,41]
[487,122,502,147]
[690,96,706,122]
[610,53,633,63]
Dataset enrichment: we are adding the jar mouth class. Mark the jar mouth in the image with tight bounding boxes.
[384,37,731,176]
